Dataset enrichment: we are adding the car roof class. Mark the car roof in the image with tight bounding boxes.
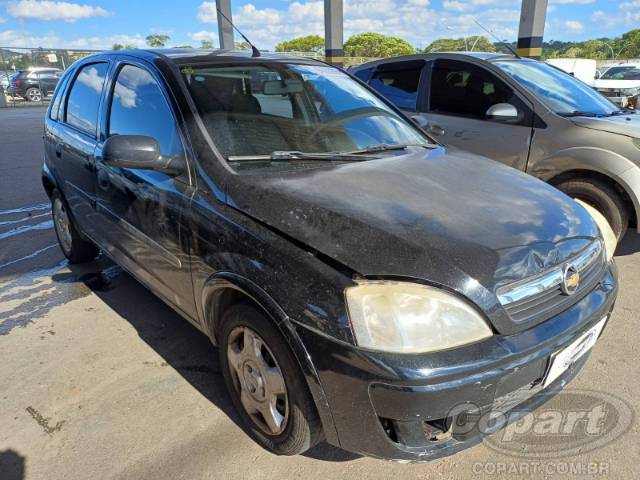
[604,63,640,68]
[350,51,519,70]
[80,48,327,68]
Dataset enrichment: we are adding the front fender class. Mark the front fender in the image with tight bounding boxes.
[529,147,640,233]
[200,272,340,446]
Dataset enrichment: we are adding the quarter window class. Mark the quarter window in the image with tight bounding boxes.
[429,60,515,118]
[65,63,108,135]
[108,65,182,157]
[369,62,424,110]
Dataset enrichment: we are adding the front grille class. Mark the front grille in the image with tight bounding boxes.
[496,241,604,324]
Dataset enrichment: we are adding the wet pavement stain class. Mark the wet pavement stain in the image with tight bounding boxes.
[25,406,65,435]
[0,259,124,336]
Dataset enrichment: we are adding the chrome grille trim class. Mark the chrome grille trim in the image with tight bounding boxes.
[496,241,603,308]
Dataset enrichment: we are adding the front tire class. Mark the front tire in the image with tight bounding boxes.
[51,190,99,263]
[219,303,322,455]
[555,178,629,240]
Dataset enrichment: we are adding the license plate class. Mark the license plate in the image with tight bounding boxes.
[542,317,607,388]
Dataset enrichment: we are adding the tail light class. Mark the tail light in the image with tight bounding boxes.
[13,78,23,85]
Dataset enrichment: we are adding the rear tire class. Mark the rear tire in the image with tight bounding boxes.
[219,303,322,455]
[555,178,629,240]
[51,190,99,263]
[25,87,41,102]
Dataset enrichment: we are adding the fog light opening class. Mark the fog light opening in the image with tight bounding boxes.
[424,418,453,442]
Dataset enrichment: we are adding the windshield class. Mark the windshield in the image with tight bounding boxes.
[182,63,430,165]
[601,66,640,81]
[495,60,619,116]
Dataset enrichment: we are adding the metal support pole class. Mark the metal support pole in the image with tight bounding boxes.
[216,0,234,50]
[517,0,548,59]
[324,0,343,67]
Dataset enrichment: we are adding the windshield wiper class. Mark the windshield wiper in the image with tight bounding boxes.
[609,109,636,116]
[558,111,602,118]
[337,143,436,155]
[228,151,377,162]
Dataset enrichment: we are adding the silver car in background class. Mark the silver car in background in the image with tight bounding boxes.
[352,53,640,240]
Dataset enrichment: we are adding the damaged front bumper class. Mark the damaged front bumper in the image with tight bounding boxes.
[296,265,617,461]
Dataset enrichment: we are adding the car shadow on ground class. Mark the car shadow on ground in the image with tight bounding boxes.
[51,258,360,463]
[615,230,640,257]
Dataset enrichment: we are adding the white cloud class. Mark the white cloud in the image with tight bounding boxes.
[188,30,217,46]
[0,29,145,49]
[0,17,7,24]
[443,0,517,13]
[196,0,518,50]
[564,20,584,33]
[7,0,110,23]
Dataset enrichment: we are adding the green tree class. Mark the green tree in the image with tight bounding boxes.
[275,35,324,52]
[112,43,125,50]
[619,29,640,58]
[235,41,251,50]
[201,40,214,49]
[145,34,170,48]
[344,32,416,57]
[425,36,495,53]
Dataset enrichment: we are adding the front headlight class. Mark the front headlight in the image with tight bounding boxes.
[345,281,493,354]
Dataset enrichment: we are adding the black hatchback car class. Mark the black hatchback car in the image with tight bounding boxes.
[43,49,617,461]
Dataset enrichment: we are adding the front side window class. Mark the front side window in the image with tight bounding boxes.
[496,60,619,116]
[108,64,182,157]
[369,61,423,110]
[66,63,108,135]
[182,63,429,166]
[429,60,514,118]
[601,66,640,81]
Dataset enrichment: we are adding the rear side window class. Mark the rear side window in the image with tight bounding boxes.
[49,72,71,121]
[429,60,514,118]
[108,65,183,157]
[369,61,424,110]
[65,63,108,135]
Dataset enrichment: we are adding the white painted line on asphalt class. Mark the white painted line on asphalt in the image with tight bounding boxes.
[0,244,58,270]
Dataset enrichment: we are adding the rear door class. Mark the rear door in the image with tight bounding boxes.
[55,61,110,238]
[416,59,534,170]
[94,59,196,318]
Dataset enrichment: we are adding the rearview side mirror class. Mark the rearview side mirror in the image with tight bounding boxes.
[102,135,183,176]
[485,103,521,123]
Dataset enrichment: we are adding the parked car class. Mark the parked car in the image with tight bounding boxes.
[0,70,15,92]
[7,67,62,101]
[352,52,640,239]
[592,62,640,109]
[43,50,617,462]
[546,58,597,85]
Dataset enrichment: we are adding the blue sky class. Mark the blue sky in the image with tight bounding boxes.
[0,0,634,51]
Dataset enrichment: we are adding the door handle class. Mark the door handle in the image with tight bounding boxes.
[55,144,62,157]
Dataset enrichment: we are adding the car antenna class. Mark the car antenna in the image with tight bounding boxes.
[474,19,521,59]
[216,6,261,57]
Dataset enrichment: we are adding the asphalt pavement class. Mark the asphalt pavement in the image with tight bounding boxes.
[1,107,639,480]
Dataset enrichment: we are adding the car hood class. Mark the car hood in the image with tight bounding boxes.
[571,113,640,137]
[593,79,640,90]
[225,146,599,330]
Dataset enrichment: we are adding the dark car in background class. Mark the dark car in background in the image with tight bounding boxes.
[42,49,617,461]
[352,52,640,241]
[8,67,62,101]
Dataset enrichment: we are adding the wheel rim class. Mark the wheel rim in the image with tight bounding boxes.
[28,89,41,101]
[227,326,289,436]
[53,198,73,254]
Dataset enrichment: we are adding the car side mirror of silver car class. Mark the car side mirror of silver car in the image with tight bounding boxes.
[485,103,521,123]
[102,135,184,176]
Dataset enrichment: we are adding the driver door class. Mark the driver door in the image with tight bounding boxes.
[416,59,534,171]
